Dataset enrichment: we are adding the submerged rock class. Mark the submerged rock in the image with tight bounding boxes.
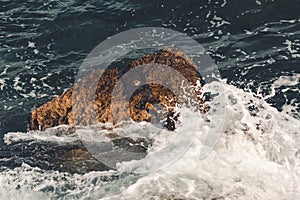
[25,48,206,173]
[29,48,205,131]
[1,125,153,174]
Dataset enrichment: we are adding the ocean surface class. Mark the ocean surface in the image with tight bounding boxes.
[0,0,299,199]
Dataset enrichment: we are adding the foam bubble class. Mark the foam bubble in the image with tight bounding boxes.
[1,81,299,199]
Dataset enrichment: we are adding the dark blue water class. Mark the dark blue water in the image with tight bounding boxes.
[0,1,300,199]
[1,0,299,134]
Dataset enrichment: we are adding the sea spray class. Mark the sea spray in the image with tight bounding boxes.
[1,81,299,199]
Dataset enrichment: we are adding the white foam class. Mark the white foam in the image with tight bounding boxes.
[272,73,300,88]
[0,78,6,91]
[109,82,300,199]
[1,81,299,199]
[271,73,300,118]
[4,125,79,145]
[28,41,36,48]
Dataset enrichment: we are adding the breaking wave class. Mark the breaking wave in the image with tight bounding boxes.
[1,81,299,199]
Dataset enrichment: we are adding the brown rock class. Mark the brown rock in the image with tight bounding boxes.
[29,48,206,131]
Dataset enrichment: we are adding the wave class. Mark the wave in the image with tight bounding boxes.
[1,81,299,199]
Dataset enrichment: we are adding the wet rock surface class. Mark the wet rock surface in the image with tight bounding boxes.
[24,48,205,173]
[1,125,153,174]
[29,48,205,131]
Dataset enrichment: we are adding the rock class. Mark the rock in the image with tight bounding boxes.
[29,48,206,131]
[1,125,153,174]
[24,48,207,173]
